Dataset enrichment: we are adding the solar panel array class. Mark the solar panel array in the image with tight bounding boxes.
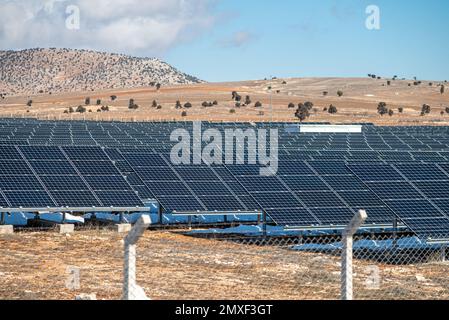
[1,119,449,240]
[0,145,144,209]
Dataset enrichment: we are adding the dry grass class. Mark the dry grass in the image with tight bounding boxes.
[1,78,448,125]
[1,229,448,300]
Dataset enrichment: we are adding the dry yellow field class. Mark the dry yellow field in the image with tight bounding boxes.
[1,78,448,125]
[1,229,448,300]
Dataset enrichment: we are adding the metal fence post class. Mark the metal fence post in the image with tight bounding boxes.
[341,210,368,300]
[123,215,151,300]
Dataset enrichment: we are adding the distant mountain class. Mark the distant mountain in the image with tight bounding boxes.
[0,48,202,96]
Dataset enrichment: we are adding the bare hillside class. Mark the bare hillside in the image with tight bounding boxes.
[0,48,202,96]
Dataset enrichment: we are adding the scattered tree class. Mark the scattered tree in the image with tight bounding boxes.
[387,81,391,86]
[288,103,296,109]
[152,100,158,108]
[76,105,87,113]
[421,104,431,115]
[101,105,109,112]
[26,100,33,107]
[445,107,449,114]
[254,101,262,108]
[85,97,90,105]
[323,91,328,96]
[245,95,252,105]
[230,109,236,114]
[110,95,117,101]
[295,104,310,122]
[184,102,192,109]
[388,109,394,117]
[96,99,101,105]
[157,105,162,110]
[68,107,74,113]
[128,99,139,109]
[175,101,182,109]
[441,85,445,94]
[337,90,343,97]
[328,104,338,114]
[213,100,218,105]
[181,111,187,117]
[398,107,404,113]
[377,102,388,116]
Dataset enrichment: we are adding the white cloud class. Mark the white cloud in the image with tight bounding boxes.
[219,31,257,48]
[0,0,216,56]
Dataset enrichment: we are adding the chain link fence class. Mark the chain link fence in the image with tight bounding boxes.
[0,223,448,300]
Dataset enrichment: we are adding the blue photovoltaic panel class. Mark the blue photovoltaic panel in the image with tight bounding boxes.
[264,208,319,226]
[348,163,449,239]
[50,191,101,207]
[4,191,56,207]
[20,146,66,160]
[84,176,133,191]
[95,191,142,207]
[62,146,110,161]
[0,176,43,191]
[40,175,88,191]
[29,160,77,175]
[0,160,34,175]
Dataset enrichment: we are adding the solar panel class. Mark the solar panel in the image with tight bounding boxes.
[4,191,56,207]
[50,191,101,207]
[348,163,449,239]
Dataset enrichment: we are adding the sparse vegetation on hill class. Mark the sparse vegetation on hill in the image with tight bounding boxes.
[0,48,202,95]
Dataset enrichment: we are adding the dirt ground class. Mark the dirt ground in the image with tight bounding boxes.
[0,229,448,300]
[1,78,448,125]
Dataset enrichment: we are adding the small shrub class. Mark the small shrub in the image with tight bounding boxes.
[76,105,86,113]
[328,104,338,114]
[337,90,343,97]
[255,101,262,108]
[184,102,192,109]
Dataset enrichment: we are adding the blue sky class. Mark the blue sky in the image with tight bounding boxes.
[1,0,448,82]
[166,0,449,82]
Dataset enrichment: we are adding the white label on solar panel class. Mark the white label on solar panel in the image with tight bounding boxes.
[300,125,363,133]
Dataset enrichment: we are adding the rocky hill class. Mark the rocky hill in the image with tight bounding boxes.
[0,48,202,96]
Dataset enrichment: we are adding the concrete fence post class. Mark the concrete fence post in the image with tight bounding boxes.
[122,215,151,300]
[341,210,368,300]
